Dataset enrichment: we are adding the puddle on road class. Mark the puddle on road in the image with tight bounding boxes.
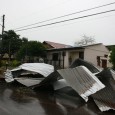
[0,81,115,115]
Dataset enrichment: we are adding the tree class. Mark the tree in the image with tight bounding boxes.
[1,30,22,59]
[74,35,95,46]
[16,41,46,62]
[109,47,115,69]
[22,37,28,45]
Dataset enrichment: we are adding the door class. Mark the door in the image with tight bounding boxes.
[102,59,107,68]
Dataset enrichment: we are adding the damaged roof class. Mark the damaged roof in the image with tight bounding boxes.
[43,41,72,49]
[70,58,101,73]
[57,66,105,102]
[11,63,54,77]
[92,68,115,111]
[4,59,115,112]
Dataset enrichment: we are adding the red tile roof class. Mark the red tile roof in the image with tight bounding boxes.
[43,41,72,49]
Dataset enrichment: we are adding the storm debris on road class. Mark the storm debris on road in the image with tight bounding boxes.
[3,59,115,112]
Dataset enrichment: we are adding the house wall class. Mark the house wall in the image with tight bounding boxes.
[69,51,79,61]
[46,51,68,68]
[67,50,83,65]
[84,44,111,67]
[46,52,52,60]
[63,49,85,68]
[46,50,80,68]
[46,44,112,69]
[64,51,69,68]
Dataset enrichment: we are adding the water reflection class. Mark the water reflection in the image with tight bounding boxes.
[0,82,44,115]
[0,82,115,115]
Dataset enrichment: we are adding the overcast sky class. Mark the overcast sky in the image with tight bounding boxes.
[0,0,115,45]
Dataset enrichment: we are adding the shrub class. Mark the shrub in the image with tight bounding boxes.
[10,60,21,67]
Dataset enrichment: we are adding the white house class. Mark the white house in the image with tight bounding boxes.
[43,41,111,69]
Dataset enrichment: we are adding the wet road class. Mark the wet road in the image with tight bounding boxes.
[0,81,115,115]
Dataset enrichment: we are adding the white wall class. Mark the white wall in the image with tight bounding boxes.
[46,44,112,68]
[46,51,68,68]
[64,51,69,68]
[66,49,84,67]
[46,50,81,68]
[84,44,111,67]
[68,51,81,61]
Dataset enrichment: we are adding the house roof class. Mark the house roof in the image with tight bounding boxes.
[46,43,103,52]
[81,43,102,47]
[46,46,84,52]
[43,41,72,49]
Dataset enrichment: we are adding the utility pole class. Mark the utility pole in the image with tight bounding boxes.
[2,14,5,36]
[0,15,5,60]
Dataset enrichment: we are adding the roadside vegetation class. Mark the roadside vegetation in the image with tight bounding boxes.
[109,47,115,70]
[0,30,46,68]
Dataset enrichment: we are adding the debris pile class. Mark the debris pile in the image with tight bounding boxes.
[92,68,115,111]
[4,59,115,112]
[5,63,54,87]
[57,66,105,102]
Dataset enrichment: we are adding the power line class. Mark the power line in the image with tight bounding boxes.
[54,13,115,29]
[15,9,115,32]
[14,1,115,30]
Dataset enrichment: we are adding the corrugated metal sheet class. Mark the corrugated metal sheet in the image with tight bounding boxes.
[110,69,115,80]
[4,69,14,83]
[53,79,69,90]
[57,66,105,102]
[32,71,61,89]
[5,63,54,87]
[70,58,101,73]
[94,99,113,111]
[15,78,43,87]
[11,63,54,77]
[92,68,115,111]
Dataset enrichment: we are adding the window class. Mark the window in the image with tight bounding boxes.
[97,56,100,66]
[79,52,84,59]
[52,53,58,61]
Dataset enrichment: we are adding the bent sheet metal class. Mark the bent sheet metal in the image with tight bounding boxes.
[57,66,105,102]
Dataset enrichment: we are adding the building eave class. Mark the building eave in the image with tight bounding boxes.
[46,47,84,52]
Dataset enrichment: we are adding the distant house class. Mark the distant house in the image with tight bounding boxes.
[43,41,111,69]
[43,41,72,49]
